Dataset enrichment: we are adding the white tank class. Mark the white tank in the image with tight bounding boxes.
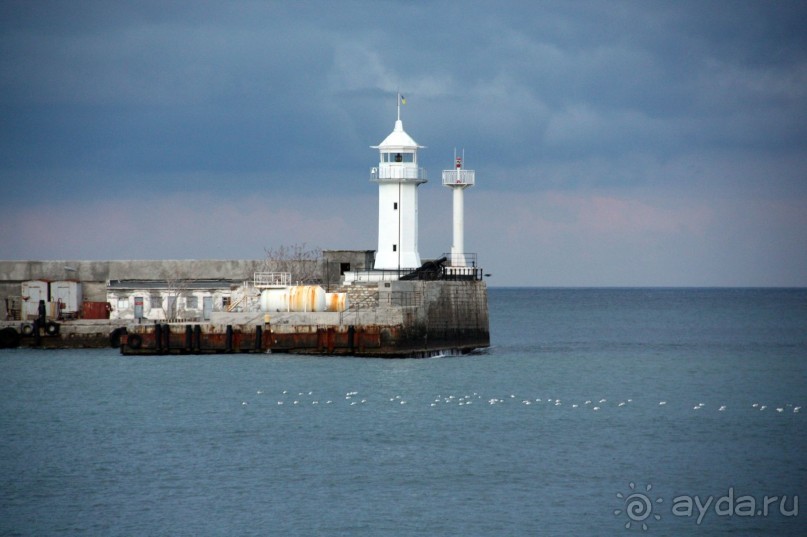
[290,285,327,312]
[260,289,289,312]
[260,286,327,312]
[325,292,349,312]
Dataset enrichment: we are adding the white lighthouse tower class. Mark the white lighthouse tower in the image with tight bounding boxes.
[442,151,475,270]
[370,96,427,271]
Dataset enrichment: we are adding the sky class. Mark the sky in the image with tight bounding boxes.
[1,0,806,286]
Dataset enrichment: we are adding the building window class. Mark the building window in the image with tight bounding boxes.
[186,296,198,309]
[340,263,350,275]
[393,244,397,252]
[117,298,129,310]
[222,297,231,308]
[393,202,398,210]
[151,295,162,308]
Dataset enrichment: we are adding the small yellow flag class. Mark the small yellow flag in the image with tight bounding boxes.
[401,95,406,104]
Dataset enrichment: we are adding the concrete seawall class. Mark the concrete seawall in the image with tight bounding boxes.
[119,280,490,357]
[1,260,490,357]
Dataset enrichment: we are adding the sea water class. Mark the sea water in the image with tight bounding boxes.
[1,288,805,536]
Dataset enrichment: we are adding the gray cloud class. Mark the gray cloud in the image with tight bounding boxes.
[1,0,805,285]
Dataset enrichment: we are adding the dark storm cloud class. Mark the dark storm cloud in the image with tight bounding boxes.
[1,1,805,284]
[3,1,805,181]
[1,1,370,196]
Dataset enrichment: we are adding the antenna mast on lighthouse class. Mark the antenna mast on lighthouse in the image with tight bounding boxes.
[442,149,476,274]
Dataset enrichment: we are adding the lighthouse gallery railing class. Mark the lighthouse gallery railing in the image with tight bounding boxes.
[370,167,428,182]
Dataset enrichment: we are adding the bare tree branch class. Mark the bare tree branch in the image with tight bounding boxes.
[262,243,323,284]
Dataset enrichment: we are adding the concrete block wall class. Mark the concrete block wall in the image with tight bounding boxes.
[0,260,266,319]
[0,255,376,320]
[322,250,375,290]
[384,279,490,349]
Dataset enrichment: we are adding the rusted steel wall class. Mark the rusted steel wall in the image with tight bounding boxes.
[0,319,130,349]
[121,323,264,355]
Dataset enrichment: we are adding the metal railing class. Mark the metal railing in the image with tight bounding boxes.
[370,167,428,183]
[338,292,377,325]
[442,266,484,281]
[226,295,246,312]
[347,260,484,282]
[339,288,425,325]
[253,272,291,288]
[440,253,484,281]
[442,252,478,267]
[441,169,475,186]
[347,268,420,283]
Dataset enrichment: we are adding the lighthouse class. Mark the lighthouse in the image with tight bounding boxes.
[370,96,427,271]
[442,151,475,269]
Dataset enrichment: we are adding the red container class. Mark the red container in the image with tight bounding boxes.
[82,301,111,319]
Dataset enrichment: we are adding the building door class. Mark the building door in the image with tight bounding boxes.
[134,296,144,319]
[22,282,48,319]
[203,296,213,320]
[167,296,177,319]
[52,283,69,307]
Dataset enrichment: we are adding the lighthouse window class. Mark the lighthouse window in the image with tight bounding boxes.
[393,244,397,252]
[393,202,398,210]
[382,152,414,163]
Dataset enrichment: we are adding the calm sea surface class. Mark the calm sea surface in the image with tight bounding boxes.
[1,288,805,536]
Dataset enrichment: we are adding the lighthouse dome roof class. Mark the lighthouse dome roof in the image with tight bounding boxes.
[373,120,423,150]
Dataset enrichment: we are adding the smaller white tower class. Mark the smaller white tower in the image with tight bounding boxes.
[442,151,475,268]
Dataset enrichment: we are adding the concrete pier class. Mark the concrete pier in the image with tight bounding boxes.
[119,280,490,357]
[0,259,490,357]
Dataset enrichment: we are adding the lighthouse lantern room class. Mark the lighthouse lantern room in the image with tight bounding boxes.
[370,96,427,271]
